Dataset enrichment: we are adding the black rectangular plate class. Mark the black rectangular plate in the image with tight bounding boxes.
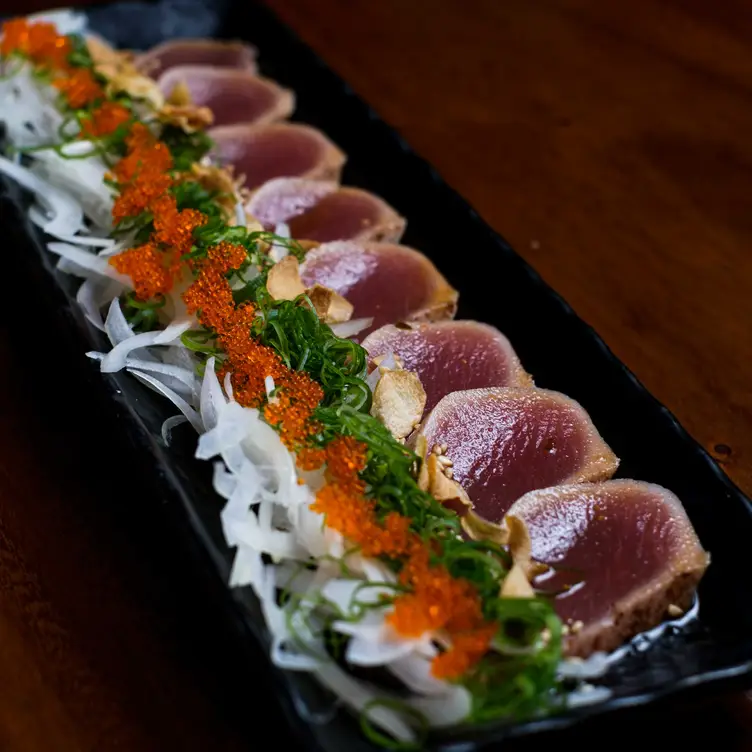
[4,0,752,749]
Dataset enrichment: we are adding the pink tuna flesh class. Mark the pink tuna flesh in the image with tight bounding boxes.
[247,178,405,243]
[209,123,346,191]
[247,177,337,227]
[136,39,257,80]
[419,387,618,519]
[299,241,457,339]
[362,321,532,413]
[508,480,709,656]
[158,67,294,128]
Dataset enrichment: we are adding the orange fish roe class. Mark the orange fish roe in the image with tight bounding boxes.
[110,243,173,300]
[1,19,70,69]
[0,18,31,57]
[112,172,172,223]
[80,101,131,138]
[54,67,103,109]
[324,435,367,485]
[296,446,327,472]
[263,373,323,451]
[182,243,245,330]
[112,124,171,183]
[110,126,175,224]
[431,624,499,680]
[27,21,70,68]
[153,196,207,256]
[313,486,414,559]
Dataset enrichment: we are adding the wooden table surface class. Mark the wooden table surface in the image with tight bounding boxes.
[1,0,752,749]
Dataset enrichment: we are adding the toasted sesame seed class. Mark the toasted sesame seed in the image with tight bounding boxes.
[432,444,444,455]
[444,469,454,479]
[570,620,584,634]
[437,455,453,467]
[667,604,683,618]
[439,443,448,453]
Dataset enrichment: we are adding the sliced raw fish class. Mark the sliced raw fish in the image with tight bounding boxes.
[299,241,458,339]
[158,67,294,128]
[362,321,532,413]
[210,123,346,191]
[247,177,405,243]
[419,387,618,519]
[507,480,709,656]
[136,39,257,79]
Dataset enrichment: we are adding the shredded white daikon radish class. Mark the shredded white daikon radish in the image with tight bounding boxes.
[129,370,204,434]
[162,415,189,445]
[102,298,134,346]
[264,375,275,397]
[408,687,473,728]
[0,156,83,235]
[0,65,63,148]
[76,277,124,331]
[49,232,117,248]
[31,149,114,228]
[314,664,417,743]
[46,241,130,282]
[99,317,194,372]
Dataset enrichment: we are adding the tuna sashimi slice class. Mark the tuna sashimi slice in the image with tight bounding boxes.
[362,321,532,413]
[136,39,257,79]
[247,177,405,243]
[507,480,709,656]
[299,241,458,339]
[419,387,618,519]
[210,123,346,191]
[158,67,294,128]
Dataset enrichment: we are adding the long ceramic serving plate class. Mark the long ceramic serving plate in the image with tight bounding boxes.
[2,0,752,749]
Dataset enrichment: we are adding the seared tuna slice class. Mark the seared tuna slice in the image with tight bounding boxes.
[362,321,532,413]
[136,39,257,79]
[157,67,294,128]
[419,387,618,519]
[507,480,709,656]
[299,241,457,339]
[210,123,346,191]
[247,178,405,243]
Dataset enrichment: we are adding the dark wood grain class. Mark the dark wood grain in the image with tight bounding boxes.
[1,0,752,749]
